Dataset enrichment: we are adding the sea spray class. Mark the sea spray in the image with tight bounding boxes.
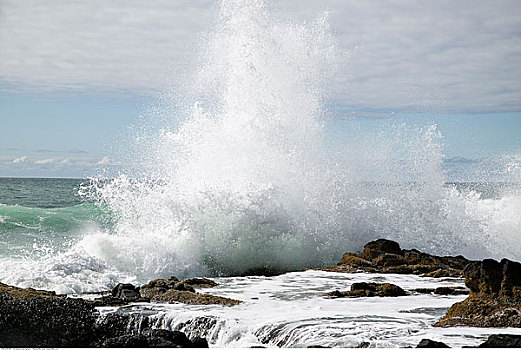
[80,0,521,281]
[1,0,520,293]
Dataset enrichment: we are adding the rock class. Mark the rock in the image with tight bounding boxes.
[0,290,98,347]
[151,289,242,306]
[416,339,449,348]
[191,336,210,348]
[99,328,206,347]
[413,287,468,296]
[362,239,401,259]
[357,341,370,348]
[322,239,472,278]
[478,334,521,348]
[435,258,521,328]
[111,283,140,299]
[182,277,218,288]
[140,278,241,306]
[374,253,407,267]
[327,282,407,298]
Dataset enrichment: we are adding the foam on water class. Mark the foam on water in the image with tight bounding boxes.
[97,270,521,347]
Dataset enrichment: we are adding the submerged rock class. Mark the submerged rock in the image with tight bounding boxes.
[412,287,468,296]
[327,282,407,298]
[477,334,521,348]
[323,239,472,278]
[434,258,521,328]
[416,339,450,348]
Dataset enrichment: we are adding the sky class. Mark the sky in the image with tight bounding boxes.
[1,0,520,178]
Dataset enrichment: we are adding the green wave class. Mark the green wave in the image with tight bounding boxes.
[0,202,112,234]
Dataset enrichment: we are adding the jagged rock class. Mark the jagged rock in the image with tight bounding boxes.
[0,281,210,347]
[416,339,449,348]
[0,290,98,347]
[111,283,140,299]
[362,239,401,259]
[140,278,241,306]
[413,287,468,296]
[435,258,521,328]
[182,277,218,288]
[327,282,407,298]
[478,334,521,348]
[322,239,472,278]
[140,278,196,297]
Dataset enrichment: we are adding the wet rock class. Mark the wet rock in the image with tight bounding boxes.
[323,239,472,278]
[0,289,98,347]
[416,339,450,348]
[151,289,242,306]
[140,278,241,306]
[111,283,141,299]
[327,282,407,298]
[357,341,370,348]
[99,328,205,347]
[478,334,521,348]
[362,239,401,259]
[435,258,521,328]
[140,278,196,297]
[413,287,468,296]
[182,277,218,288]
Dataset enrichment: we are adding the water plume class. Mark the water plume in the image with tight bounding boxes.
[82,0,521,282]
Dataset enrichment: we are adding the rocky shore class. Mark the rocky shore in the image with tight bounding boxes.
[1,238,520,347]
[0,276,235,347]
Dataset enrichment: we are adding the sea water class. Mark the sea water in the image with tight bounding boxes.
[1,0,521,346]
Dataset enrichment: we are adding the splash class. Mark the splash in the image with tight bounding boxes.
[79,0,521,282]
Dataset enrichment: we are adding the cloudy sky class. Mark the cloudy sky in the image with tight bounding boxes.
[1,0,520,177]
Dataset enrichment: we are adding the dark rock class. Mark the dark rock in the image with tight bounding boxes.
[0,292,98,347]
[173,282,196,293]
[478,334,521,348]
[413,287,468,296]
[140,278,240,306]
[169,276,180,281]
[501,259,521,298]
[435,258,521,328]
[191,336,210,348]
[416,339,450,348]
[111,283,140,299]
[362,239,401,259]
[99,329,205,348]
[182,277,218,288]
[357,341,370,348]
[322,239,472,278]
[327,282,407,298]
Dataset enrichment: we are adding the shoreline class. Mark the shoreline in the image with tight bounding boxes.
[1,238,520,347]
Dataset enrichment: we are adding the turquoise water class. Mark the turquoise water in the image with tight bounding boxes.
[0,178,110,259]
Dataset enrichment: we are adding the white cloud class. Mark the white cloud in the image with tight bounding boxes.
[34,158,56,164]
[97,156,110,165]
[12,156,27,163]
[0,0,520,113]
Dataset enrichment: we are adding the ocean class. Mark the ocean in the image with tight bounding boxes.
[2,0,521,346]
[1,178,521,347]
